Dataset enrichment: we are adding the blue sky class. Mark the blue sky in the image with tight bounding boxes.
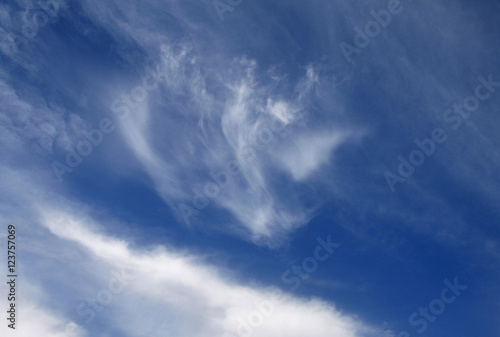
[0,0,499,336]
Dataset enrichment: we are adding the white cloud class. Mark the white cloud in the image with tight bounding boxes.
[0,273,87,337]
[2,301,87,337]
[0,0,372,246]
[276,131,351,181]
[0,80,87,160]
[110,44,359,243]
[35,208,380,337]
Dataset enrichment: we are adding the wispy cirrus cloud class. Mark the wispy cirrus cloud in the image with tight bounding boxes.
[0,167,381,337]
[108,37,362,243]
